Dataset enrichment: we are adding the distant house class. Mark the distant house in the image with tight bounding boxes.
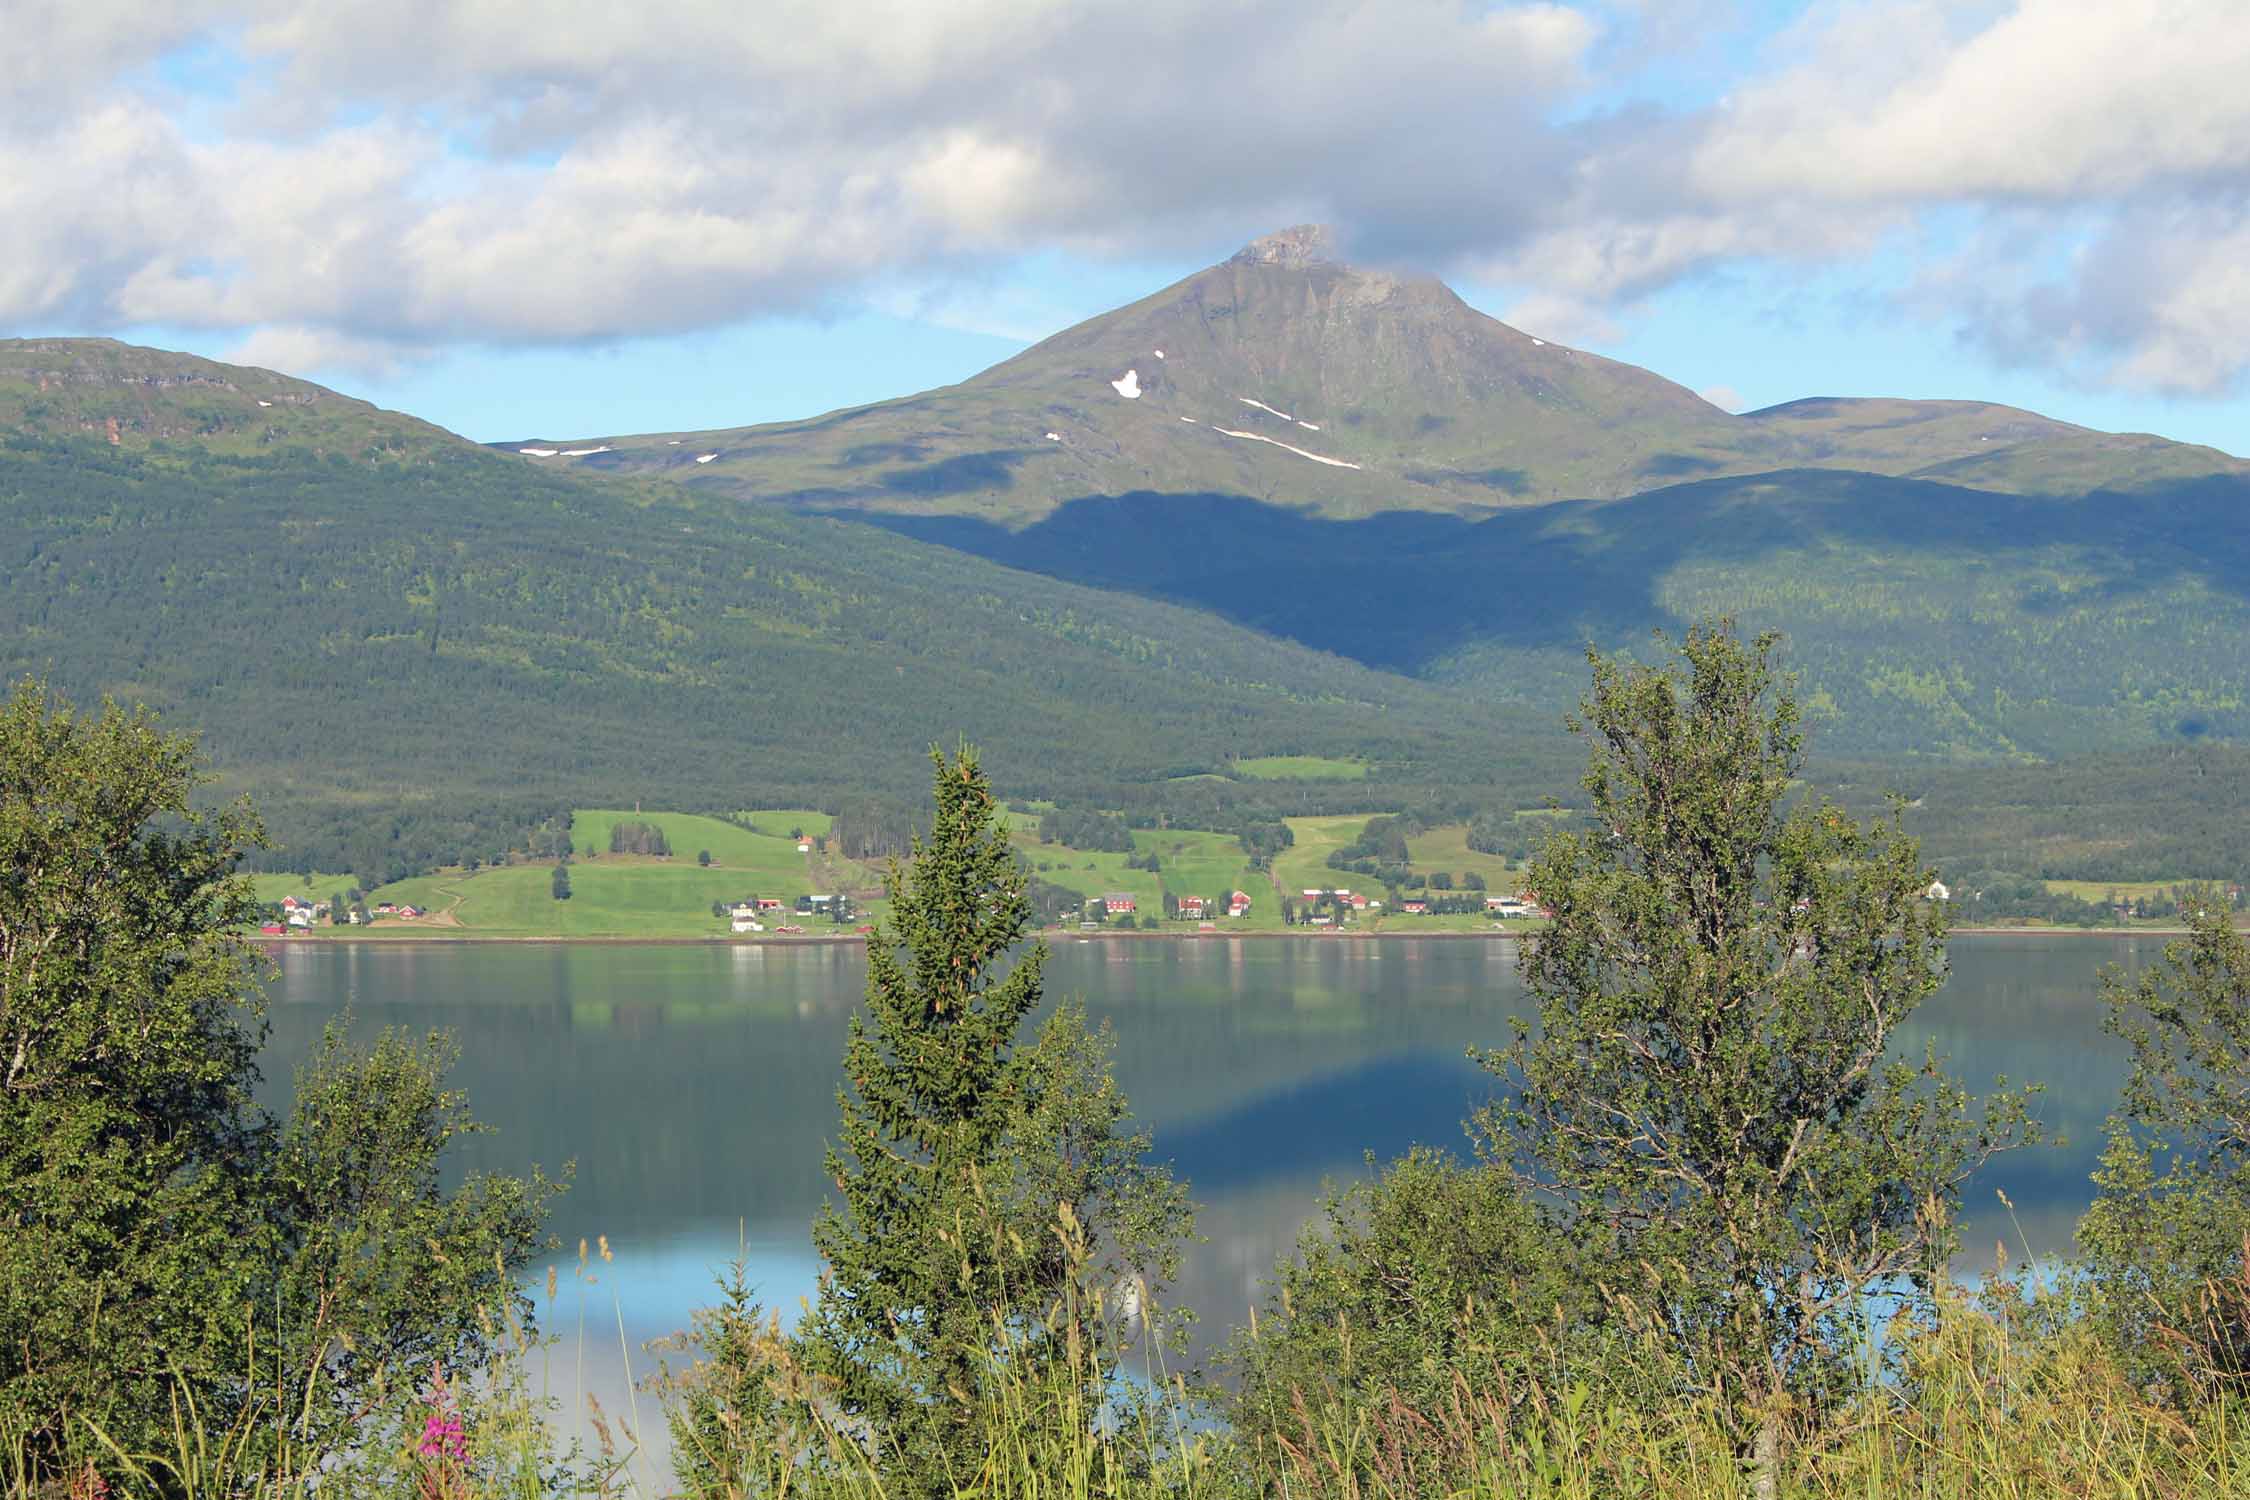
[1178,896,1207,918]
[731,915,764,933]
[1301,889,1325,898]
[1197,921,1217,932]
[397,905,423,919]
[1228,890,1252,917]
[259,923,285,936]
[1926,880,1952,902]
[756,897,786,911]
[1308,914,1333,926]
[797,841,813,853]
[1103,893,1136,915]
[374,902,396,915]
[1484,895,1509,910]
[1402,899,1428,914]
[1346,893,1368,910]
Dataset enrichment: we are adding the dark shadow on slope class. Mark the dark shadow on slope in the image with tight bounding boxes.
[836,470,2250,687]
[880,448,1030,495]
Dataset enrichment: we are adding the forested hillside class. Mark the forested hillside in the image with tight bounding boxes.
[0,428,1557,878]
[867,469,2250,761]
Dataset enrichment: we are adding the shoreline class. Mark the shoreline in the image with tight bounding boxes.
[249,923,2217,948]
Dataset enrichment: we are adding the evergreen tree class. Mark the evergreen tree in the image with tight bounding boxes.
[798,747,1190,1493]
[1485,624,2038,1467]
[552,862,571,900]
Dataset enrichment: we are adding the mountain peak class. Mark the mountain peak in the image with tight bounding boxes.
[1231,224,1343,268]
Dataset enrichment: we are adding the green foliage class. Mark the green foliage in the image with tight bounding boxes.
[0,679,270,1457]
[796,747,1191,1494]
[0,680,555,1480]
[607,819,672,857]
[268,1025,561,1458]
[1227,1149,1597,1434]
[2081,897,2250,1384]
[550,862,570,901]
[1486,624,2040,1426]
[1038,807,1136,853]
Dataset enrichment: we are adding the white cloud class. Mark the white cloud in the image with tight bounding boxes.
[5,0,2250,395]
[1697,384,1743,412]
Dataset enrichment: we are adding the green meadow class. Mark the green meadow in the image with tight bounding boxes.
[314,809,1542,939]
[1229,754,1371,781]
[1270,814,1376,898]
[338,809,883,937]
[1404,823,1523,892]
[247,871,356,905]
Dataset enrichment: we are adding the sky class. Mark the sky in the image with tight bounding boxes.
[8,0,2250,450]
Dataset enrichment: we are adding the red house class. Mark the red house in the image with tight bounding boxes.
[1103,893,1136,915]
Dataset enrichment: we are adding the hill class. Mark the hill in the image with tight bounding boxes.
[0,341,1560,879]
[516,227,2245,522]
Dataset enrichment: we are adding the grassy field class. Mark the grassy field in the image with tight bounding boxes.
[1270,814,1374,899]
[1230,754,1371,781]
[2044,877,2205,902]
[1133,828,1272,924]
[1404,824,1523,893]
[340,808,884,937]
[302,806,1549,940]
[1012,837,1166,927]
[740,808,832,837]
[247,871,356,905]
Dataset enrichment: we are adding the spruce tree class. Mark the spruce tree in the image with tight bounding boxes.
[800,747,1189,1492]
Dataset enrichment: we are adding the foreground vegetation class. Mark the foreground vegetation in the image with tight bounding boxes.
[15,624,2250,1498]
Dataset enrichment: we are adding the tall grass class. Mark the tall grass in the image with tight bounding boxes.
[18,1256,2250,1498]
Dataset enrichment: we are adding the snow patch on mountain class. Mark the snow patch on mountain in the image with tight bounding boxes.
[1237,397,1295,422]
[695,453,718,464]
[1045,432,1061,441]
[1297,420,1320,431]
[1212,427,1362,469]
[1153,349,1165,359]
[560,446,612,457]
[518,447,558,457]
[1111,369,1141,399]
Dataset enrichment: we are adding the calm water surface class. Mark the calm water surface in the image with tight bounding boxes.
[258,935,2153,1454]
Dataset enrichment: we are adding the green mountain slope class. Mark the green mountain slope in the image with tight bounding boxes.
[521,227,2244,522]
[0,343,1555,878]
[862,468,2250,762]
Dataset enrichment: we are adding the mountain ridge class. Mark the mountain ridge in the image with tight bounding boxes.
[498,228,2246,521]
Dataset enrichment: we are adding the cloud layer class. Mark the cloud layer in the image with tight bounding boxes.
[5,0,2248,394]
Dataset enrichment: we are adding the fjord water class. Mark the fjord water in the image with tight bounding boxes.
[259,935,2144,1424]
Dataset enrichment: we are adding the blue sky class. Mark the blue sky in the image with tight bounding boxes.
[9,0,2249,451]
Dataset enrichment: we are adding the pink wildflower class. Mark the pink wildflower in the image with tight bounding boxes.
[418,1410,469,1462]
